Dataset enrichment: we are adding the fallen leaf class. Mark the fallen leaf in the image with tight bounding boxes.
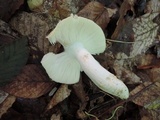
[111,0,135,39]
[0,20,20,37]
[9,12,50,54]
[135,54,160,69]
[50,111,61,120]
[111,13,159,58]
[110,0,159,58]
[113,60,142,84]
[0,33,14,45]
[136,54,157,69]
[0,0,24,22]
[72,78,88,104]
[48,0,82,19]
[146,67,160,82]
[78,1,116,29]
[130,13,159,57]
[3,64,55,98]
[149,0,160,15]
[46,84,71,111]
[72,78,89,119]
[130,82,160,109]
[0,90,8,104]
[0,95,16,118]
[0,36,29,86]
[140,108,160,120]
[10,12,62,56]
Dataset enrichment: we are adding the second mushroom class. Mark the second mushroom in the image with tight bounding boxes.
[41,14,129,99]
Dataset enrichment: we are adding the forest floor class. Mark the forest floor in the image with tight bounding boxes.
[0,0,160,120]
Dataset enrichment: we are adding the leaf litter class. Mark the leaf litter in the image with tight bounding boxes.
[0,0,160,119]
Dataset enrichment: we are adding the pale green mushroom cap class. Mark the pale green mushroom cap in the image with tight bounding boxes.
[47,14,106,55]
[41,14,106,84]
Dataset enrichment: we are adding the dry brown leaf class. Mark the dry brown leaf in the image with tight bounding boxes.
[9,12,62,56]
[111,0,135,39]
[130,82,160,108]
[3,64,55,98]
[48,0,82,19]
[50,111,62,120]
[0,20,20,37]
[113,60,141,84]
[0,95,16,118]
[140,108,160,120]
[136,54,160,69]
[72,78,88,118]
[110,0,158,58]
[111,13,158,58]
[46,84,71,111]
[78,1,116,30]
[146,68,160,82]
[72,78,88,104]
[9,12,51,54]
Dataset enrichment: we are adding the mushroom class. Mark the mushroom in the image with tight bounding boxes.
[41,14,129,99]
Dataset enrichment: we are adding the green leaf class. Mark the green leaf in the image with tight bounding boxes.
[0,37,29,86]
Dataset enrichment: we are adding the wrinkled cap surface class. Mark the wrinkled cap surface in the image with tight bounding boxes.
[47,14,106,55]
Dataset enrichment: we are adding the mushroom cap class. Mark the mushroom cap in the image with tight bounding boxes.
[41,52,80,84]
[47,14,106,55]
[42,14,106,84]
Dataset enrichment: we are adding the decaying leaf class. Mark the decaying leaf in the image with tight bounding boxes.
[113,60,142,84]
[130,13,159,57]
[3,64,55,98]
[0,20,20,37]
[130,82,160,110]
[0,90,8,104]
[140,107,160,120]
[0,95,16,118]
[46,84,71,111]
[111,0,135,39]
[48,0,82,19]
[110,0,159,58]
[146,67,160,82]
[72,78,88,118]
[0,0,24,22]
[135,54,160,69]
[111,13,159,58]
[149,0,160,15]
[0,36,29,86]
[72,78,88,104]
[9,12,62,55]
[9,12,50,53]
[50,110,62,120]
[78,1,116,29]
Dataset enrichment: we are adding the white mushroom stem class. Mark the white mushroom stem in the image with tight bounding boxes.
[66,43,129,99]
